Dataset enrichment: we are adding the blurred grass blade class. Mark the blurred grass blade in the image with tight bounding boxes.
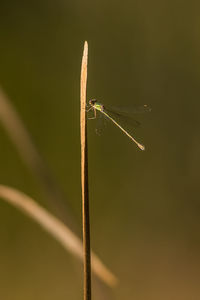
[0,184,118,287]
[0,86,74,225]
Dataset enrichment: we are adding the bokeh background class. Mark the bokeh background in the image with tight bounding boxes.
[0,1,200,299]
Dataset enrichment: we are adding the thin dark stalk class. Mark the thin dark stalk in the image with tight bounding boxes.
[80,41,91,300]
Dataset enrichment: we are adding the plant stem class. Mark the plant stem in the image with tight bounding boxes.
[80,41,91,300]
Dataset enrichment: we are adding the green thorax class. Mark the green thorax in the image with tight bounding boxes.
[94,102,104,112]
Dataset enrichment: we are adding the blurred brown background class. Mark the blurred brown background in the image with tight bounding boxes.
[0,0,200,299]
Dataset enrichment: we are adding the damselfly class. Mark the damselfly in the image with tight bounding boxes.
[87,99,151,151]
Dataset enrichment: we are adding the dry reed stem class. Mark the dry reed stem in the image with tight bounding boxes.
[80,41,92,299]
[0,184,117,287]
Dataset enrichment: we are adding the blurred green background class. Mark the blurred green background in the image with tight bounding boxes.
[0,0,200,299]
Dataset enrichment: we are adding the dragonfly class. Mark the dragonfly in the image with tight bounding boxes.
[87,99,151,151]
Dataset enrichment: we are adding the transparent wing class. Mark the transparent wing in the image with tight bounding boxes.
[88,103,148,134]
[87,109,107,135]
[104,108,141,128]
[105,104,151,115]
[95,112,107,135]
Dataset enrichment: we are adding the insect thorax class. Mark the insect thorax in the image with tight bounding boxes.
[95,102,104,112]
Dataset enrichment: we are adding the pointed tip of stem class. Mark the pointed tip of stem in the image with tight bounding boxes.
[83,41,88,55]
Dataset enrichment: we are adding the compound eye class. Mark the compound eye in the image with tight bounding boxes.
[89,99,96,105]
